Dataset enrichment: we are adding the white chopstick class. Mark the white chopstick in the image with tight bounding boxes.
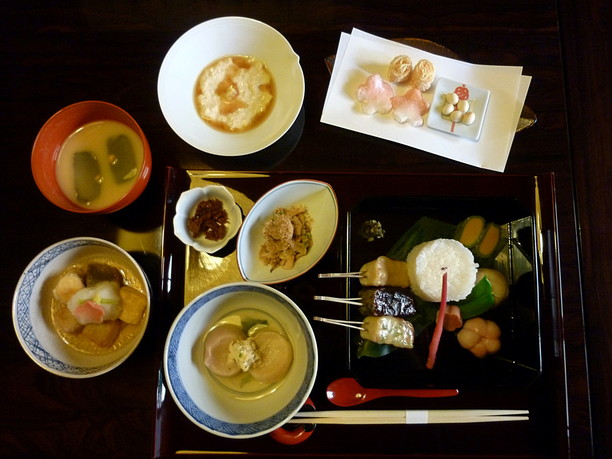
[287,409,529,425]
[313,316,364,330]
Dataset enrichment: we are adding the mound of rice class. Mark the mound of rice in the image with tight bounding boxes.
[406,238,478,302]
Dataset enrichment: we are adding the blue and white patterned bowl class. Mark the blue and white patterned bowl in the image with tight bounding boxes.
[12,237,150,378]
[164,282,318,438]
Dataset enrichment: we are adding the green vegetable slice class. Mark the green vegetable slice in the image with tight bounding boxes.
[357,338,396,358]
[73,151,101,203]
[107,134,138,182]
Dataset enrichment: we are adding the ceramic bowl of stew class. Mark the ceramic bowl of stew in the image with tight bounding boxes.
[12,237,151,378]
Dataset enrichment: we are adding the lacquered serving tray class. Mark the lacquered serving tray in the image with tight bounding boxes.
[156,169,562,457]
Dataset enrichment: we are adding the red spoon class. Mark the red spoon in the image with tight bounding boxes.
[326,378,459,407]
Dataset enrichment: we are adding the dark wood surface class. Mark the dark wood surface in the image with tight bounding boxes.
[0,0,607,457]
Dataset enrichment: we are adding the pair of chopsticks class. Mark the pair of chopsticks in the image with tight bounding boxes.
[287,409,529,425]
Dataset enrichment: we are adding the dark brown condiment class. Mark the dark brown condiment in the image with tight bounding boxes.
[188,198,229,241]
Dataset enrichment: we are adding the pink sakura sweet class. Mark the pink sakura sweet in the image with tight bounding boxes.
[355,74,394,115]
[390,88,431,126]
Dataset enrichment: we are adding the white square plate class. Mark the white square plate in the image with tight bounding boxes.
[427,77,491,141]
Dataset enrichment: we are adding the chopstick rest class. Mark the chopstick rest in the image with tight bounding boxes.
[287,409,529,425]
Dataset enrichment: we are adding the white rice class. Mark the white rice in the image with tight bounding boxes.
[406,238,478,302]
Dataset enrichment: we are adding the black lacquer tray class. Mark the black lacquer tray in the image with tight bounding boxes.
[155,169,562,457]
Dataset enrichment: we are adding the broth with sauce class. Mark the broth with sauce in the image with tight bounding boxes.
[55,120,144,210]
[50,253,148,355]
[202,308,293,400]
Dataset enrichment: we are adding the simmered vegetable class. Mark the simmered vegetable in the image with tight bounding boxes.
[455,215,486,248]
[475,222,503,258]
[85,262,123,287]
[475,268,509,305]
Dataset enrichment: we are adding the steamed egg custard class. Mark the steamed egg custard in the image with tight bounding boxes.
[194,55,275,132]
[203,309,293,399]
[55,120,145,210]
[51,257,147,355]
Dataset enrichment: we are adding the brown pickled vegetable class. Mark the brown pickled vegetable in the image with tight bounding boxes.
[188,198,229,241]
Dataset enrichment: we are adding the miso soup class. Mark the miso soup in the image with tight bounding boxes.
[55,120,144,210]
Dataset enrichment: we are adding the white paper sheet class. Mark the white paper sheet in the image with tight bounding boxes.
[321,29,531,172]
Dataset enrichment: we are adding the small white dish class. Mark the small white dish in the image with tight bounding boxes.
[237,180,338,284]
[427,77,491,140]
[163,282,317,438]
[12,237,150,378]
[173,185,242,253]
[158,16,305,156]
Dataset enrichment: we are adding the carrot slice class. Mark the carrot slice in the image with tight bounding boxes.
[426,272,448,369]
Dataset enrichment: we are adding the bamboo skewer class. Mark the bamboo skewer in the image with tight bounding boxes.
[318,272,364,279]
[287,409,529,425]
[313,316,364,330]
[314,295,362,306]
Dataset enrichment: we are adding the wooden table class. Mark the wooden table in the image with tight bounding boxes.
[1,1,607,456]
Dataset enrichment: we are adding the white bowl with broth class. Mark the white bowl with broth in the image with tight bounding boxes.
[12,237,150,378]
[157,16,305,156]
[163,282,317,439]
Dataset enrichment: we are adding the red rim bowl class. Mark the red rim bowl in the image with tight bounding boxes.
[31,101,152,214]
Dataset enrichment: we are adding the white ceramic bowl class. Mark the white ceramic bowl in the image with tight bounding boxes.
[164,282,317,438]
[158,16,304,156]
[173,185,243,253]
[12,237,150,378]
[237,180,338,284]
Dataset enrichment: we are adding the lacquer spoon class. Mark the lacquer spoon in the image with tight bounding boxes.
[326,378,459,407]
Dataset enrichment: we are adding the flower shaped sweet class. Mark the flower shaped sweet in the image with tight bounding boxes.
[390,88,431,126]
[355,74,394,115]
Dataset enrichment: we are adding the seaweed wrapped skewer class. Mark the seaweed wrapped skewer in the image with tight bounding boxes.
[359,287,416,318]
[314,287,416,319]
